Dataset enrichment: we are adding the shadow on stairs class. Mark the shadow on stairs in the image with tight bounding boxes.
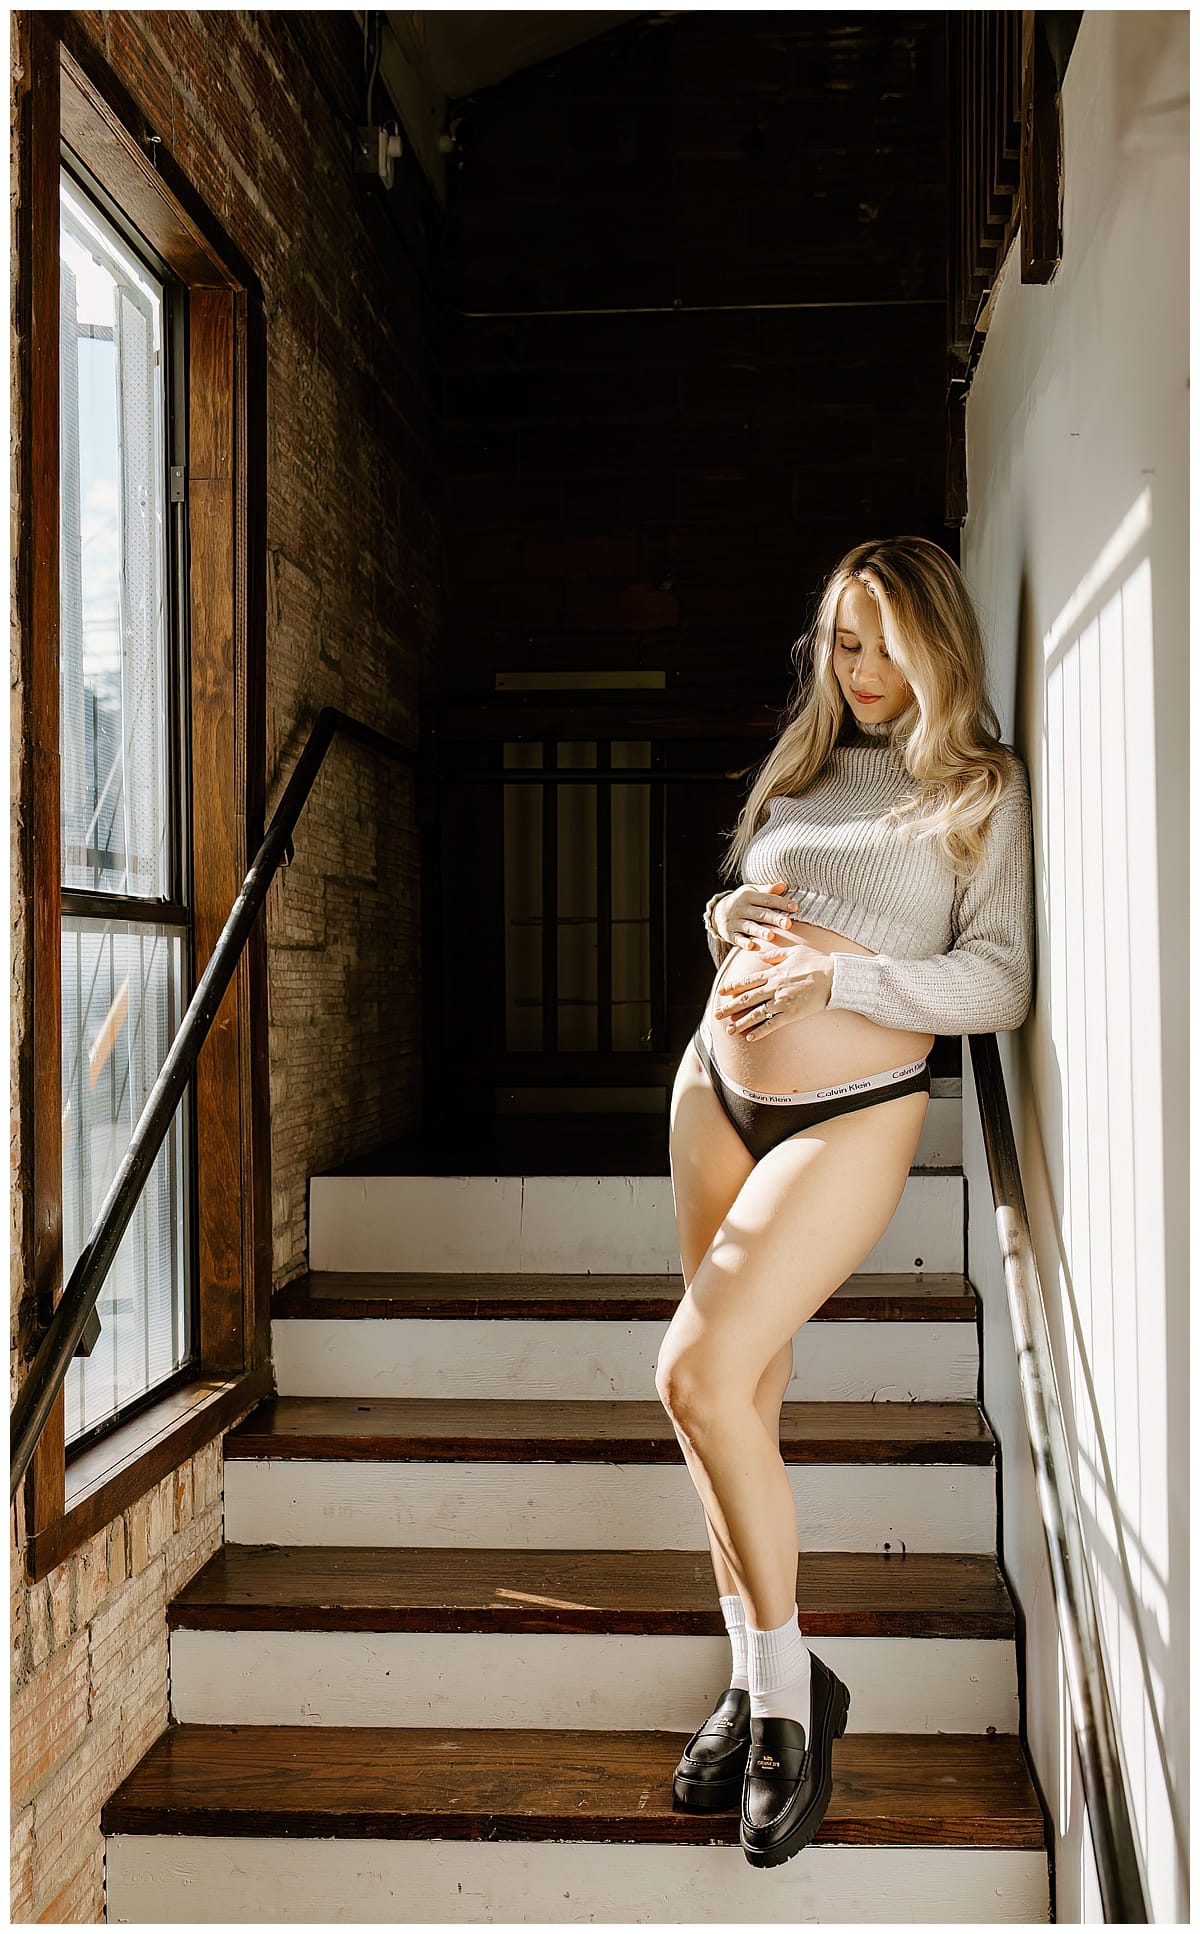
[326,1110,673,1177]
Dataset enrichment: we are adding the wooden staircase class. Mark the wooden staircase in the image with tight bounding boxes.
[100,1103,1051,1922]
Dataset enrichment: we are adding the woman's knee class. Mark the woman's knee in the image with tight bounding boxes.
[655,1339,738,1435]
[655,1356,708,1435]
[655,1277,795,1420]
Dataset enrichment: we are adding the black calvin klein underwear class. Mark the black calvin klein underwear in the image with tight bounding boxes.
[690,1019,930,1164]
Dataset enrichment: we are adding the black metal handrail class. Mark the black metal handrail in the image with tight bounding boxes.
[968,1032,1149,1923]
[10,706,417,1500]
[15,692,1152,1915]
[14,696,768,1497]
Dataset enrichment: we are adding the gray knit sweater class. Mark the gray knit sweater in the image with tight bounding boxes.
[706,717,1035,1034]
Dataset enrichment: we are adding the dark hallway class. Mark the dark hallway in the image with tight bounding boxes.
[412,11,959,1173]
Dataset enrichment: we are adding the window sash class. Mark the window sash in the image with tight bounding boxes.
[58,161,198,1448]
[19,19,270,1577]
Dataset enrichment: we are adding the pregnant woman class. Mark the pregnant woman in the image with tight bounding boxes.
[659,535,1034,1869]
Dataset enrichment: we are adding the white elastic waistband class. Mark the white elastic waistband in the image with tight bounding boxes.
[698,1022,927,1106]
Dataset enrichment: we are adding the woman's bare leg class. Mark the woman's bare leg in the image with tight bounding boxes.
[668,1040,795,1599]
[660,1076,929,1630]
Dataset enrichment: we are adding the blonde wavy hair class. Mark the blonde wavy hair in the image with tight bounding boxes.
[717,536,1016,885]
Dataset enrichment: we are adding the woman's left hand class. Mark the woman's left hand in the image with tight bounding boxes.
[713,936,834,1041]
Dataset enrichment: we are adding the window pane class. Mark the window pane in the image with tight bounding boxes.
[61,916,192,1444]
[60,175,169,899]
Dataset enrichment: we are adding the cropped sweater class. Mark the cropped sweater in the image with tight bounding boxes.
[705,716,1035,1035]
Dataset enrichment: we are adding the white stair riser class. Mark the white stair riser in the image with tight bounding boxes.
[169,1629,1018,1733]
[105,1836,1049,1925]
[271,1316,978,1402]
[913,1094,962,1166]
[309,1173,964,1274]
[223,1459,996,1553]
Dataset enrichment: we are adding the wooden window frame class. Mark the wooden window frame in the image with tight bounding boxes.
[18,15,272,1580]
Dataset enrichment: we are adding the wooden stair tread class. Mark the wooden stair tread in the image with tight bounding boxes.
[224,1396,995,1464]
[101,1724,1044,1849]
[169,1545,1015,1637]
[273,1269,977,1324]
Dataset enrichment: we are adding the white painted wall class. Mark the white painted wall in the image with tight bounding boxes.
[958,13,1189,1923]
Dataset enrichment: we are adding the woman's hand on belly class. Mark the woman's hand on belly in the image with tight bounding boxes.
[712,935,834,1043]
[712,880,801,949]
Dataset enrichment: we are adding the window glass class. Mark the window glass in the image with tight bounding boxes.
[59,169,194,1444]
[60,174,168,899]
[60,918,192,1440]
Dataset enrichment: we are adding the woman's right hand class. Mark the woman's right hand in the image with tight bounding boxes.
[712,881,801,950]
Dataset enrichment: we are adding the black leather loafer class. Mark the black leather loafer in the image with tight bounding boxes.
[672,1685,752,1811]
[740,1651,851,1867]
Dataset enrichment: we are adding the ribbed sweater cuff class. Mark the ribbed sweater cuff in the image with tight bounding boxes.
[827,950,882,1014]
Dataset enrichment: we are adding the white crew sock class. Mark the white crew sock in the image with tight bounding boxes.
[719,1592,749,1691]
[746,1603,813,1728]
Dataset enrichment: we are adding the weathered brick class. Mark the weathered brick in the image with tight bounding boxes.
[11,1558,29,1677]
[106,1514,128,1590]
[30,1717,115,1847]
[26,1576,54,1672]
[87,1555,165,1692]
[89,1617,166,1730]
[33,1836,104,1925]
[89,1601,167,1703]
[10,1631,89,1809]
[46,1557,73,1650]
[126,1478,171,1576]
[171,1459,193,1534]
[30,1725,119,1913]
[11,1487,28,1562]
[120,1673,170,1767]
[102,11,177,146]
[155,1470,177,1554]
[192,1437,223,1514]
[70,1523,112,1629]
[10,1805,33,1921]
[162,1502,222,1602]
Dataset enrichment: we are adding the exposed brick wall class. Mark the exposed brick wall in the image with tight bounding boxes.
[436,11,954,705]
[9,1442,223,1922]
[11,5,443,1346]
[11,10,443,1921]
[72,10,441,1290]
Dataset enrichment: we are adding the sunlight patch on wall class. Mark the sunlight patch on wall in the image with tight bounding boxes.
[1041,495,1169,1879]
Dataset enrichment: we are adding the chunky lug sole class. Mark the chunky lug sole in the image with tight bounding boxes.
[741,1667,851,1869]
[672,1686,752,1812]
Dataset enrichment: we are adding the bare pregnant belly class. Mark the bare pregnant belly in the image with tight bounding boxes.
[702,919,936,1098]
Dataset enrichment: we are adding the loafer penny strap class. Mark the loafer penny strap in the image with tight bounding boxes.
[693,1689,749,1742]
[747,1737,808,1780]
